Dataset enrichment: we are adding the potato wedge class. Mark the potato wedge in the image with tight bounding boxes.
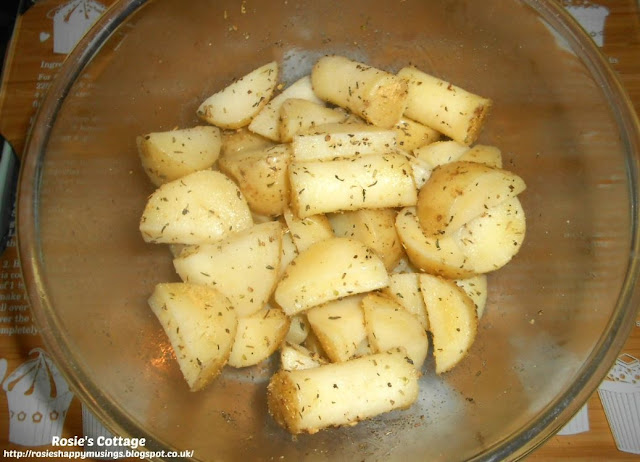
[456,197,526,273]
[228,306,290,367]
[218,144,291,217]
[413,140,470,170]
[173,221,282,317]
[139,170,253,245]
[249,76,323,141]
[283,208,334,253]
[419,274,478,374]
[197,61,278,129]
[306,295,367,363]
[137,126,222,186]
[312,56,409,128]
[148,282,237,391]
[221,128,274,158]
[289,152,417,219]
[382,272,429,329]
[397,200,526,277]
[328,208,403,271]
[395,207,475,279]
[280,342,326,371]
[267,348,419,434]
[274,237,389,315]
[416,161,526,237]
[292,124,397,162]
[399,66,492,146]
[279,98,348,142]
[414,141,502,170]
[459,144,502,168]
[455,274,488,319]
[409,144,500,191]
[362,292,429,368]
[394,118,441,152]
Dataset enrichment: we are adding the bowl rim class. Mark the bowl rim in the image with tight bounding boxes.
[16,0,640,460]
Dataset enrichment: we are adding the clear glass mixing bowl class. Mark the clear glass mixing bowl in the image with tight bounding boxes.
[17,0,640,460]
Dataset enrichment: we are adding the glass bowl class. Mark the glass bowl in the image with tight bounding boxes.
[17,0,640,460]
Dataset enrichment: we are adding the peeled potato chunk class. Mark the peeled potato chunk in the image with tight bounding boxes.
[249,76,323,141]
[292,124,397,162]
[456,197,526,274]
[382,272,429,329]
[274,237,389,316]
[395,207,476,279]
[221,128,274,158]
[283,208,334,253]
[413,140,470,170]
[306,295,367,363]
[139,170,253,245]
[399,66,492,146]
[137,126,222,186]
[394,118,441,152]
[279,98,348,142]
[419,274,478,374]
[228,306,290,368]
[328,208,404,271]
[267,348,419,434]
[459,144,502,168]
[197,61,278,129]
[173,221,282,317]
[148,282,237,391]
[416,161,526,237]
[312,55,409,129]
[413,141,502,172]
[289,152,417,219]
[280,342,326,371]
[362,292,429,369]
[396,201,526,278]
[455,274,488,319]
[219,144,291,217]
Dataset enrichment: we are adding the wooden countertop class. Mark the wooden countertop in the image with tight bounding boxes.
[0,0,638,460]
